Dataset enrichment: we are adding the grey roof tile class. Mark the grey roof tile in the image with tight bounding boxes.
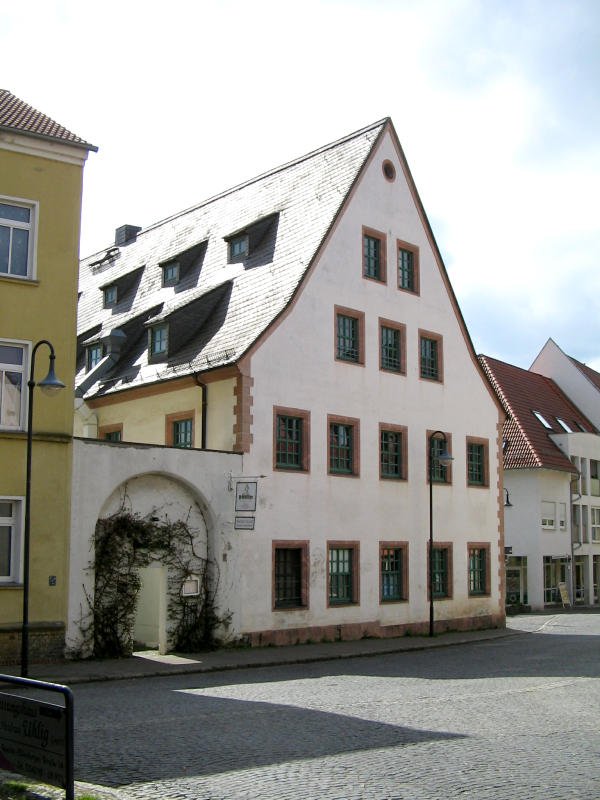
[77,119,387,397]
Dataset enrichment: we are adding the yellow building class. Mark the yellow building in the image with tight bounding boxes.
[0,90,96,663]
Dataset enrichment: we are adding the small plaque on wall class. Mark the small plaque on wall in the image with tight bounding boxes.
[235,516,255,530]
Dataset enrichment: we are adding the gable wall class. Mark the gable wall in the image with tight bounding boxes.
[237,129,503,637]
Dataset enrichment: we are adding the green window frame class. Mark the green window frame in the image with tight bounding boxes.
[336,314,359,362]
[274,547,304,608]
[420,336,439,380]
[173,418,193,448]
[149,324,168,358]
[162,261,180,286]
[363,234,381,280]
[380,429,403,479]
[103,285,118,307]
[276,415,303,470]
[330,423,354,474]
[430,436,450,483]
[398,247,414,291]
[87,343,104,372]
[380,546,405,601]
[468,547,487,595]
[380,325,401,372]
[431,547,449,598]
[329,547,354,604]
[467,442,485,485]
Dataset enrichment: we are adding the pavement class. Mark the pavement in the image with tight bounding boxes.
[0,625,519,687]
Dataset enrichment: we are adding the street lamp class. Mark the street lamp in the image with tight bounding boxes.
[21,340,65,677]
[428,430,453,637]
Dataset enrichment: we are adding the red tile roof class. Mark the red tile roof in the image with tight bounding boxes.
[569,356,600,392]
[480,355,596,472]
[0,89,97,151]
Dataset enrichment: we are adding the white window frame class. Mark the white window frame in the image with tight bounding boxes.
[541,500,556,530]
[592,507,600,542]
[0,497,24,584]
[558,502,567,530]
[0,338,28,431]
[0,195,38,280]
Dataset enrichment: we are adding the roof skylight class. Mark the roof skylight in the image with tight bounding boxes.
[556,417,573,433]
[533,411,553,429]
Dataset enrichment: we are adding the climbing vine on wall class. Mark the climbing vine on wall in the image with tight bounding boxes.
[79,507,229,659]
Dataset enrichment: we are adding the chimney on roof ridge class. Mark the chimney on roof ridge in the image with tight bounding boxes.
[115,225,142,246]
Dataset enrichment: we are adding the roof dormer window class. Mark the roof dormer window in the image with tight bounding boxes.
[162,261,180,287]
[87,343,104,372]
[103,285,118,308]
[149,324,168,360]
[229,234,249,262]
[556,417,573,433]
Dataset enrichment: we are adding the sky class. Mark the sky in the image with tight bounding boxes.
[3,0,599,370]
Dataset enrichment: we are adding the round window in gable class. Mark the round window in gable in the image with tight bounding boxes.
[382,160,396,182]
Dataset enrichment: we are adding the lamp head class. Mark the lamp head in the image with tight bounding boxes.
[38,356,65,397]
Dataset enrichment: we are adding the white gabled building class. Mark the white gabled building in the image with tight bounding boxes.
[71,119,505,651]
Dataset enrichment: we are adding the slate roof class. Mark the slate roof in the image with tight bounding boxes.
[479,355,596,472]
[76,119,388,398]
[0,89,97,151]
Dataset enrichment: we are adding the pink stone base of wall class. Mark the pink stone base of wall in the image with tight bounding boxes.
[0,624,65,666]
[243,613,506,648]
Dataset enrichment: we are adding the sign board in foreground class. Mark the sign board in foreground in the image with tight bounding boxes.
[0,676,74,800]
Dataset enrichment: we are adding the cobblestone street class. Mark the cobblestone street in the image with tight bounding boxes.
[72,614,600,800]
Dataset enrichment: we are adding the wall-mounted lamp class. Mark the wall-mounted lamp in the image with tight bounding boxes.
[504,488,513,508]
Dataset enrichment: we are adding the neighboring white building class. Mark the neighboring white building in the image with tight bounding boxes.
[72,119,505,652]
[481,354,600,610]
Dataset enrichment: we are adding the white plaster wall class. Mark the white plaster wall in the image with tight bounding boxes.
[504,468,572,609]
[67,438,241,653]
[238,129,502,634]
[531,339,600,429]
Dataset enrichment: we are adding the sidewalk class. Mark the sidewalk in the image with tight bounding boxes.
[1,626,518,686]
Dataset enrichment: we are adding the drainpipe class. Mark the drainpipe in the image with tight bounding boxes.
[194,376,207,449]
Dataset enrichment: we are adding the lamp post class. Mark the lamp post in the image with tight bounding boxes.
[21,340,65,677]
[428,430,453,637]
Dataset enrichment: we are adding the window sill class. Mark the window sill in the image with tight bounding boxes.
[0,274,39,286]
[0,582,23,589]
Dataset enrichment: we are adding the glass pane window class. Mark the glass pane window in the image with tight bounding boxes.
[363,235,381,280]
[420,337,439,379]
[0,201,33,278]
[467,443,485,485]
[381,326,401,372]
[330,423,354,474]
[336,314,359,362]
[329,547,353,603]
[591,507,600,541]
[381,547,403,601]
[150,325,168,357]
[275,548,303,607]
[104,285,118,307]
[0,499,19,582]
[398,247,414,291]
[431,547,449,597]
[430,437,449,483]
[276,415,303,469]
[381,430,402,478]
[162,262,180,286]
[0,343,25,429]
[468,548,487,595]
[104,430,122,442]
[87,344,104,371]
[173,419,193,448]
[229,235,248,260]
